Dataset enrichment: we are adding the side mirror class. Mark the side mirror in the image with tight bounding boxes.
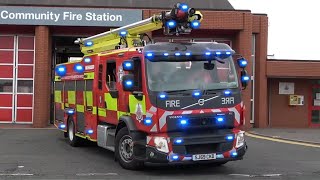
[240,70,250,89]
[122,74,135,91]
[204,61,215,70]
[122,60,134,71]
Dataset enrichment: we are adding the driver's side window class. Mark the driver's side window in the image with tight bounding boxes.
[106,60,117,90]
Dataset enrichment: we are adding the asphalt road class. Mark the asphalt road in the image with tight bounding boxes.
[0,129,320,180]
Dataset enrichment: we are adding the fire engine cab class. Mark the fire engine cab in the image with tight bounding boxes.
[54,3,249,170]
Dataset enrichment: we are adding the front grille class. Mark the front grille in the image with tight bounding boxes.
[184,142,233,154]
[186,144,219,154]
[189,117,214,126]
[166,112,236,132]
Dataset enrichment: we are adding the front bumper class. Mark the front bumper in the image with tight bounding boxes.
[144,143,247,164]
[132,130,247,164]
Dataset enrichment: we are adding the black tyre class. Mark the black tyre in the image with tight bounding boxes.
[67,118,81,147]
[115,127,144,170]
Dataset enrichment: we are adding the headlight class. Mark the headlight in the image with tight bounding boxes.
[154,137,169,153]
[236,131,245,148]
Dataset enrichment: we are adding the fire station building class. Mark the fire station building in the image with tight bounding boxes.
[0,0,317,129]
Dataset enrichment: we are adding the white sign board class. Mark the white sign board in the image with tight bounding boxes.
[314,99,320,106]
[279,82,294,95]
[0,6,142,27]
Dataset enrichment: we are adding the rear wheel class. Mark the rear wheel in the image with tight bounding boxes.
[68,118,81,147]
[115,127,144,170]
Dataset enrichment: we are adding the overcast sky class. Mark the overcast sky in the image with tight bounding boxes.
[229,0,320,60]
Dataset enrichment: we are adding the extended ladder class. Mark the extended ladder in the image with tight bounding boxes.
[75,3,203,56]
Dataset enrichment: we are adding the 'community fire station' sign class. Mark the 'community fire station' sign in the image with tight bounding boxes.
[0,6,142,27]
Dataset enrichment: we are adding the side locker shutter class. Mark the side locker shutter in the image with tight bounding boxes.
[54,81,64,121]
[85,80,95,114]
[76,80,85,133]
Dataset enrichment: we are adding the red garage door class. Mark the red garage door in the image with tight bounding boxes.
[0,35,34,124]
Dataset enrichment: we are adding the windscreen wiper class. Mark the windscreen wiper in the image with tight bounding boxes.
[166,89,193,95]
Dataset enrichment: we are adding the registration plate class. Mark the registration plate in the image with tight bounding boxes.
[192,153,216,161]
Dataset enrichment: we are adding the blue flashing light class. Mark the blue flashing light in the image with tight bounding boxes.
[123,61,134,71]
[224,90,232,96]
[125,80,133,87]
[86,129,94,134]
[179,119,188,126]
[175,52,181,56]
[143,118,153,126]
[192,90,202,98]
[191,20,201,29]
[55,65,67,76]
[172,155,179,160]
[240,61,248,66]
[158,92,167,99]
[166,20,177,28]
[146,52,154,58]
[226,135,234,141]
[242,76,250,82]
[237,58,248,68]
[216,116,225,123]
[119,30,127,37]
[231,152,238,157]
[185,52,191,56]
[163,53,169,56]
[215,51,222,55]
[67,109,74,115]
[179,3,189,12]
[74,63,84,73]
[174,138,183,144]
[59,124,66,129]
[226,51,232,55]
[84,41,93,47]
[205,52,211,56]
[84,57,92,63]
[124,62,132,68]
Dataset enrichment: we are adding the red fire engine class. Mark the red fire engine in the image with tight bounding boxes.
[54,3,249,170]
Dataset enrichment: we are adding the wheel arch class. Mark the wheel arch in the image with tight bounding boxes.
[116,115,137,136]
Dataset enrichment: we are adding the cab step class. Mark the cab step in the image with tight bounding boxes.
[97,125,116,152]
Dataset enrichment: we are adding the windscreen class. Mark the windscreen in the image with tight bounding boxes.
[146,58,238,92]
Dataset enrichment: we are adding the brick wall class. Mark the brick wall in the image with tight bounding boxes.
[269,78,309,128]
[33,26,51,128]
[254,15,268,128]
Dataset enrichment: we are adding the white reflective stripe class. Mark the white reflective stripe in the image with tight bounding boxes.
[146,113,153,118]
[147,136,152,144]
[159,111,174,130]
[182,110,193,114]
[200,110,204,113]
[149,106,157,113]
[240,101,244,108]
[146,106,157,118]
[212,109,222,113]
[228,107,240,123]
[150,124,158,132]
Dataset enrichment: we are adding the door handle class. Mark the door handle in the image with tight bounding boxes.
[86,106,93,111]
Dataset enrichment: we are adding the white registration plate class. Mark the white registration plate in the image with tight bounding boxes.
[192,153,216,161]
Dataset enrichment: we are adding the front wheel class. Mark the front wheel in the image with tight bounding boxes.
[115,127,144,170]
[68,118,81,147]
